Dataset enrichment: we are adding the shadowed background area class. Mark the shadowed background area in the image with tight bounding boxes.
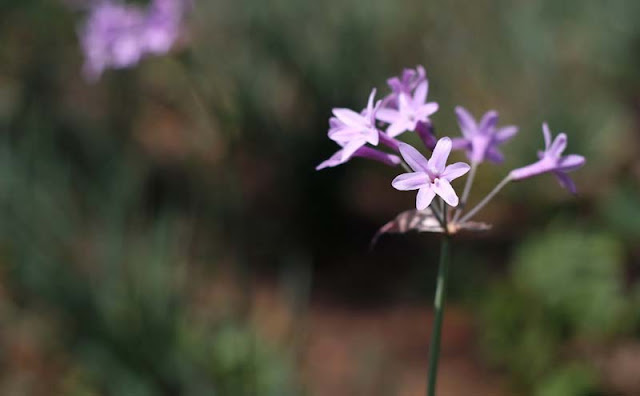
[1,0,640,395]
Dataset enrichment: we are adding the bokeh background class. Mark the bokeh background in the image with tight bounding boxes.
[1,0,640,395]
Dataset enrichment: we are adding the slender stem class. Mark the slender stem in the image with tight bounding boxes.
[427,210,450,396]
[459,175,512,223]
[453,161,478,222]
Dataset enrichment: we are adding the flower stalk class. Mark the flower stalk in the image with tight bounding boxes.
[427,206,450,396]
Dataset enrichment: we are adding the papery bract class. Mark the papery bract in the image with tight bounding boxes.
[509,123,585,193]
[392,138,470,209]
[451,106,518,164]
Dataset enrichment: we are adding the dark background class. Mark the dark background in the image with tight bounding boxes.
[1,0,640,395]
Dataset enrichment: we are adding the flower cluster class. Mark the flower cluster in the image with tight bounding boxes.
[79,0,190,81]
[317,66,586,230]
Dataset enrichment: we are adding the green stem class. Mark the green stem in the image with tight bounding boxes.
[459,175,511,223]
[427,232,450,396]
[453,161,478,222]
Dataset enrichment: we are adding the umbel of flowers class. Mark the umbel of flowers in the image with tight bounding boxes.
[316,66,585,396]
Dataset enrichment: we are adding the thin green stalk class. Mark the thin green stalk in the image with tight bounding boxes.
[453,161,478,222]
[426,211,450,396]
[459,175,511,223]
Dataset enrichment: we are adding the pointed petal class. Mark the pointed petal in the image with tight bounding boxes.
[329,127,359,142]
[365,128,380,145]
[542,123,552,150]
[451,137,471,150]
[442,162,471,181]
[316,149,346,170]
[398,93,412,113]
[413,81,428,105]
[428,137,452,174]
[455,106,477,138]
[341,139,365,161]
[485,147,504,163]
[554,171,577,194]
[432,178,459,207]
[416,186,436,210]
[478,110,499,133]
[557,154,585,172]
[416,103,439,120]
[495,126,518,143]
[332,108,367,128]
[376,108,400,124]
[398,143,430,172]
[366,89,377,115]
[549,133,567,157]
[392,172,429,191]
[386,119,412,138]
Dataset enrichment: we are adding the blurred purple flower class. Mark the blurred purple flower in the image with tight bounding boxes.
[451,106,518,164]
[316,145,401,170]
[321,89,381,162]
[387,65,426,98]
[80,0,189,81]
[376,81,439,137]
[415,120,437,151]
[392,138,470,209]
[509,123,585,193]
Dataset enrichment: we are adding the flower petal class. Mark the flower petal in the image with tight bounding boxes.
[413,81,428,105]
[542,123,552,150]
[328,127,359,143]
[332,108,367,128]
[442,162,471,181]
[549,133,567,157]
[341,139,366,161]
[494,126,518,143]
[356,146,401,167]
[554,171,577,194]
[451,137,471,150]
[416,185,436,210]
[366,89,377,115]
[376,108,400,124]
[455,106,477,138]
[386,119,412,138]
[392,172,429,191]
[316,149,346,170]
[485,147,504,163]
[428,137,452,174]
[416,103,439,120]
[478,110,498,134]
[432,178,459,207]
[557,154,585,172]
[399,143,429,172]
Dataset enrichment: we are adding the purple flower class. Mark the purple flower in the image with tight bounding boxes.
[392,138,470,209]
[324,89,381,160]
[316,145,401,170]
[451,106,518,164]
[79,0,188,81]
[509,123,585,194]
[376,81,439,137]
[387,65,426,98]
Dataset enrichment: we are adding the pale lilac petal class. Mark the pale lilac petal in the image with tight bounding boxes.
[332,108,367,128]
[398,93,412,113]
[364,128,380,146]
[413,81,428,105]
[416,103,439,120]
[386,119,412,137]
[428,137,452,174]
[416,186,436,210]
[485,147,504,163]
[509,160,552,180]
[451,137,471,150]
[328,127,360,142]
[554,171,577,194]
[366,89,377,115]
[340,139,366,161]
[477,111,498,134]
[442,162,470,181]
[542,123,552,150]
[495,126,518,143]
[398,143,429,172]
[455,106,477,138]
[316,149,346,170]
[557,154,585,172]
[432,178,459,207]
[549,133,567,157]
[392,172,430,191]
[376,108,400,124]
